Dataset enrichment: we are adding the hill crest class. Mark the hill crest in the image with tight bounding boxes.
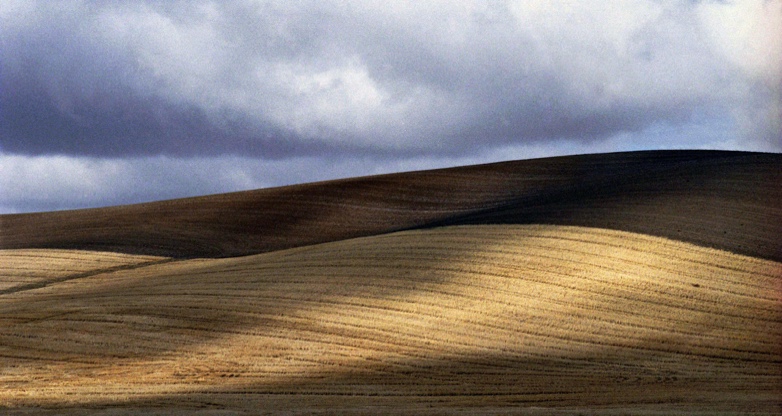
[1,150,780,261]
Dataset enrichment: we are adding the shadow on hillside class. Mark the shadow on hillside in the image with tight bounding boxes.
[2,151,781,413]
[417,152,782,262]
[4,151,779,261]
[2,219,781,414]
[13,346,782,414]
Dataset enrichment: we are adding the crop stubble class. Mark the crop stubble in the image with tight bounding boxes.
[0,224,779,414]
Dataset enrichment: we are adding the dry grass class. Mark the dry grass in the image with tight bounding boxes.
[1,150,780,414]
[0,250,168,294]
[1,225,779,414]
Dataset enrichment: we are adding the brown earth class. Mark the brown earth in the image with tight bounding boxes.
[0,150,780,415]
[1,225,780,414]
[2,150,781,261]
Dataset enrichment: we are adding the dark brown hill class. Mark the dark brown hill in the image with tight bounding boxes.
[422,151,782,262]
[1,150,780,260]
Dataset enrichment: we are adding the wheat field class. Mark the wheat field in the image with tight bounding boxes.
[1,150,780,414]
[1,225,780,414]
[0,250,169,294]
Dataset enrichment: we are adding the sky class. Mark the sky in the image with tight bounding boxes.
[1,0,780,214]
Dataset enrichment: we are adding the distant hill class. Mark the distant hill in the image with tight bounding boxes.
[2,150,781,261]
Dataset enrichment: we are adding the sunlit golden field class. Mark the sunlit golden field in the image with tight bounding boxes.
[1,151,780,415]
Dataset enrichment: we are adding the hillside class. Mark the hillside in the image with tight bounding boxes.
[2,150,781,261]
[1,225,780,414]
[1,150,781,414]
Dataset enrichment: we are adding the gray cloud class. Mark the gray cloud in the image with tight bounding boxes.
[1,1,779,214]
[0,128,753,214]
[3,0,778,159]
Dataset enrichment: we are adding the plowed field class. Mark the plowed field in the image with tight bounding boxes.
[1,225,780,414]
[1,150,780,414]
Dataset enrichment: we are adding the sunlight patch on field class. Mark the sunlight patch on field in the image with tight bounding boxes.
[0,225,780,413]
[0,249,168,293]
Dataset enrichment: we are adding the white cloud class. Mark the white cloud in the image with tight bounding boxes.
[697,0,782,86]
[1,1,779,213]
[7,0,764,151]
[696,0,781,150]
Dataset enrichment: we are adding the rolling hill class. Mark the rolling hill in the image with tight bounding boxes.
[1,150,780,415]
[2,150,781,261]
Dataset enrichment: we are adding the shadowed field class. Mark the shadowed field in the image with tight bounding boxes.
[1,150,780,414]
[2,151,781,261]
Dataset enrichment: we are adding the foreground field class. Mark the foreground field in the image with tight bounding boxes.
[1,225,780,414]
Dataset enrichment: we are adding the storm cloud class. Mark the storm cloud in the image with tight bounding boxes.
[1,0,780,212]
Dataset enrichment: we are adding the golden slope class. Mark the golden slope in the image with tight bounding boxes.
[0,250,168,294]
[1,225,779,414]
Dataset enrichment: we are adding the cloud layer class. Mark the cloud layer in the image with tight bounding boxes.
[1,0,779,212]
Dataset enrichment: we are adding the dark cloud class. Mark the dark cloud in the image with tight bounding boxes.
[0,77,312,158]
[3,0,776,159]
[0,1,778,213]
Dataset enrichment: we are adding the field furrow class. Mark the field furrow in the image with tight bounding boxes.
[0,250,169,293]
[1,224,780,414]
